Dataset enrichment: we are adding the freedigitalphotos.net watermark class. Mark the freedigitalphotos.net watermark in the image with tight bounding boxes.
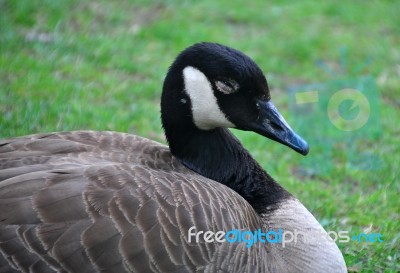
[287,48,381,173]
[188,226,384,248]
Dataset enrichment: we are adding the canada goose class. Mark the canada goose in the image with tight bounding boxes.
[0,42,346,273]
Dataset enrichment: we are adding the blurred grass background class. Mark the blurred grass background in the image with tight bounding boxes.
[0,0,399,271]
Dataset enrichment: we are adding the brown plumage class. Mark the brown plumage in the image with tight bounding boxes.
[0,131,265,272]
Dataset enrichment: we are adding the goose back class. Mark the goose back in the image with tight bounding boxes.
[0,131,277,273]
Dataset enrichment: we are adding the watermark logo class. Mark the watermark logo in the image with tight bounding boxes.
[188,226,383,248]
[288,48,381,173]
[351,232,384,243]
[326,88,371,131]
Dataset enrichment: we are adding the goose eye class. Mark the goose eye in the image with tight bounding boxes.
[215,79,239,94]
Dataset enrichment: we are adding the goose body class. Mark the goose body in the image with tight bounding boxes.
[0,43,346,272]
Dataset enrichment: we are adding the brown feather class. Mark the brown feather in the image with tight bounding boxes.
[0,131,345,273]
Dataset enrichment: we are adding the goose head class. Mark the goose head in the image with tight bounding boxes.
[161,42,309,156]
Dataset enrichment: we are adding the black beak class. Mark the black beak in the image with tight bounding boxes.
[247,101,309,155]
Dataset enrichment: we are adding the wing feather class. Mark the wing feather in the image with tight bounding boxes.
[0,131,262,273]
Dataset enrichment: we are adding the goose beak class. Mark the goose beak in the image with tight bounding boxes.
[248,101,309,155]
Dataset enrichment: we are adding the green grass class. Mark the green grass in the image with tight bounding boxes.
[1,0,399,271]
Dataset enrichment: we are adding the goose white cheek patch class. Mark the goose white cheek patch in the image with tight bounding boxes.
[183,66,235,130]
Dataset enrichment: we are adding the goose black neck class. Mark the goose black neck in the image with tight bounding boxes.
[161,104,290,213]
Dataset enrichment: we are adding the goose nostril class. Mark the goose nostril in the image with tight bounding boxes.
[270,121,283,131]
